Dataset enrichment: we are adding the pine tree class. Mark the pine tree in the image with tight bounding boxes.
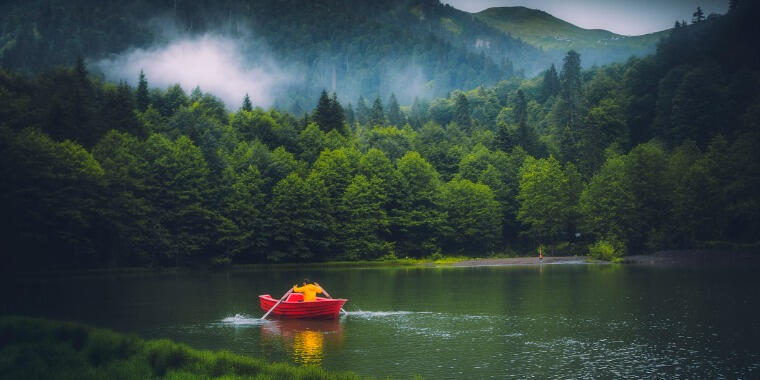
[540,64,560,102]
[386,93,404,126]
[692,7,705,23]
[454,93,470,128]
[313,90,333,132]
[356,95,370,126]
[553,50,584,163]
[136,70,150,112]
[190,86,203,102]
[241,93,253,111]
[313,90,346,134]
[109,81,145,138]
[345,103,355,126]
[329,92,346,135]
[69,56,95,146]
[560,51,583,109]
[370,96,385,126]
[513,90,528,126]
[496,122,514,152]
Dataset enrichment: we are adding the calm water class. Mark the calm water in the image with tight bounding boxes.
[2,263,759,378]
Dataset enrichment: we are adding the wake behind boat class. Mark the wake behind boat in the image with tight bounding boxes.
[259,293,347,319]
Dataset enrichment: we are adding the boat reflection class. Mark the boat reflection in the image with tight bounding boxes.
[260,318,344,365]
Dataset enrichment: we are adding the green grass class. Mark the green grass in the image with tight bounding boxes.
[439,17,463,35]
[0,316,368,380]
[475,6,666,51]
[235,252,533,269]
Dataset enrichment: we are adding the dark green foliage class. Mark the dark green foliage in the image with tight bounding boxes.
[339,175,390,259]
[98,81,146,139]
[267,173,332,261]
[540,64,560,102]
[362,125,416,162]
[160,84,189,118]
[550,50,585,163]
[241,93,253,112]
[623,142,671,251]
[579,154,636,246]
[314,90,334,132]
[313,90,347,135]
[0,128,106,268]
[392,152,447,257]
[516,155,583,244]
[668,65,726,146]
[576,99,627,176]
[513,90,528,126]
[443,179,501,251]
[386,93,404,127]
[454,93,471,128]
[345,103,355,126]
[135,70,149,112]
[369,96,385,126]
[0,0,541,108]
[1,2,759,267]
[0,316,364,380]
[355,96,370,126]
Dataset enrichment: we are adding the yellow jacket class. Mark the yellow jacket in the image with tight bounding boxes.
[293,284,323,302]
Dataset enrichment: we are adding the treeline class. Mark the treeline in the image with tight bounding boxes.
[1,1,759,268]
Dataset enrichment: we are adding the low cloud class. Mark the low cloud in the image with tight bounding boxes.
[95,33,292,109]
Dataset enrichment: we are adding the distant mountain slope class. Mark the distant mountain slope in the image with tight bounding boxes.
[0,1,668,110]
[0,0,547,108]
[475,6,668,66]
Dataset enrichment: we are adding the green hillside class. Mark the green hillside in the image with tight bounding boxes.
[476,6,668,65]
[0,0,544,110]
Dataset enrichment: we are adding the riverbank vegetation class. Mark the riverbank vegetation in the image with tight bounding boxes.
[1,2,758,269]
[0,316,366,380]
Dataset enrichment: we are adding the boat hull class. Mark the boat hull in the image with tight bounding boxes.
[259,293,347,319]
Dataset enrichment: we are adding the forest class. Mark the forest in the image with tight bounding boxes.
[0,0,541,110]
[0,0,758,269]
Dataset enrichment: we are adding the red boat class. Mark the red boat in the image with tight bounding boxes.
[259,293,347,319]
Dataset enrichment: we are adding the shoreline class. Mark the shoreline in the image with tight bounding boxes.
[450,256,589,266]
[8,250,759,276]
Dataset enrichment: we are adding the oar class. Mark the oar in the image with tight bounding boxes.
[319,286,347,314]
[261,288,293,319]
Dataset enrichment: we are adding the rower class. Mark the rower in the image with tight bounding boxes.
[292,278,324,302]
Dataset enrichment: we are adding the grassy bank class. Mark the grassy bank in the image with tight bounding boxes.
[233,253,526,270]
[0,316,368,380]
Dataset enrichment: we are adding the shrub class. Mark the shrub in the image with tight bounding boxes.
[589,239,625,262]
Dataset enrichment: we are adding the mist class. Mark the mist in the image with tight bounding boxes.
[95,33,293,109]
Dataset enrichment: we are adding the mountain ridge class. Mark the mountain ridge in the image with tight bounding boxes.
[474,6,668,66]
[0,0,668,110]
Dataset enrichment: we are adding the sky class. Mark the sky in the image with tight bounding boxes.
[444,0,729,35]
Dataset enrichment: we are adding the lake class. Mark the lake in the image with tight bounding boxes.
[2,263,759,378]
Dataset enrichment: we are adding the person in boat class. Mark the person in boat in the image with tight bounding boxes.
[292,278,323,302]
[539,247,544,263]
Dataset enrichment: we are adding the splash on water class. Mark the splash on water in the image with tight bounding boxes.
[220,313,266,326]
[343,310,434,318]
